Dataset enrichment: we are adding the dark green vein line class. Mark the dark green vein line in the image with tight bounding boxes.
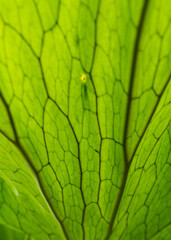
[129,74,171,163]
[1,20,38,58]
[120,124,171,240]
[0,17,48,101]
[50,97,87,240]
[75,0,103,238]
[104,1,149,239]
[89,0,102,204]
[0,92,69,240]
[124,0,149,166]
[150,221,171,240]
[89,0,102,74]
[0,92,18,142]
[47,98,87,240]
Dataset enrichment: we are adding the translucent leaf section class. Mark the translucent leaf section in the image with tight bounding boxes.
[0,0,171,240]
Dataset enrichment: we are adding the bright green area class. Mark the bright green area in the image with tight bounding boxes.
[0,0,170,240]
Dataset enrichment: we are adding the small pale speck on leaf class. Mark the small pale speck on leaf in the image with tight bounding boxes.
[81,74,86,84]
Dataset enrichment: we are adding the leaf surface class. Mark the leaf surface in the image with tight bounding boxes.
[0,0,171,239]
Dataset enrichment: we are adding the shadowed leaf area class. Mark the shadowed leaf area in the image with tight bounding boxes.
[0,0,171,239]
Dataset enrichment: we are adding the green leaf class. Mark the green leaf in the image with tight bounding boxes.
[0,0,171,240]
[0,224,25,240]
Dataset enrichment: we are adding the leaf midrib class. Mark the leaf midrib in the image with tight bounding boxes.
[103,0,149,239]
